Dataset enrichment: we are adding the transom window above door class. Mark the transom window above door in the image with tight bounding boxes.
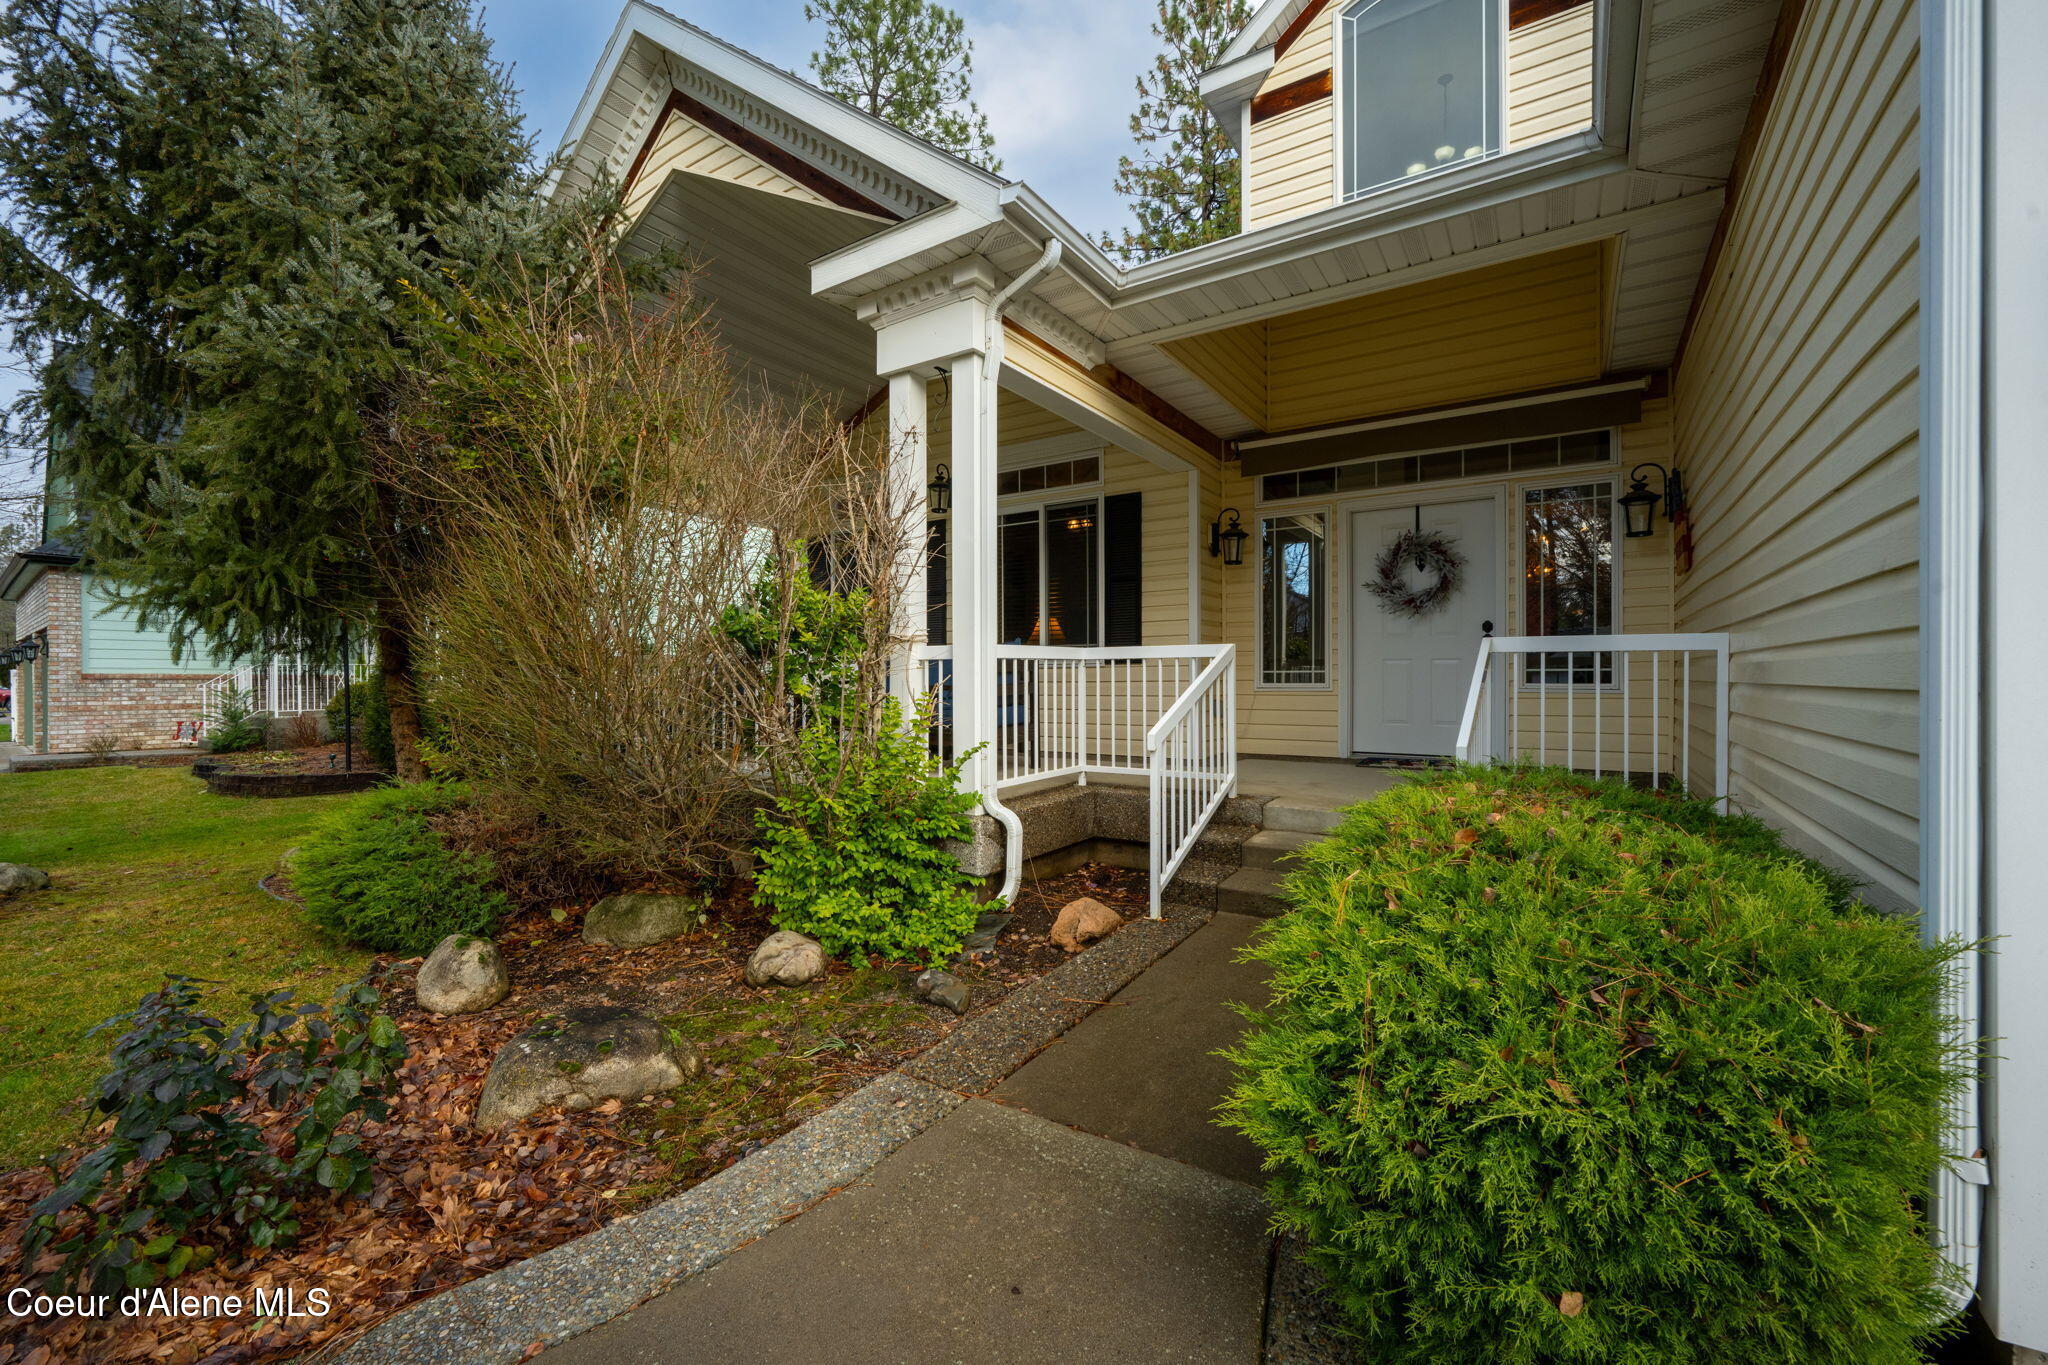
[1341,0,1503,201]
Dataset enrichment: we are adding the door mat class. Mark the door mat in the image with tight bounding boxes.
[1355,755,1453,770]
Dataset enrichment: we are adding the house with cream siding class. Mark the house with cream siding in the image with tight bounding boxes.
[556,0,2041,1350]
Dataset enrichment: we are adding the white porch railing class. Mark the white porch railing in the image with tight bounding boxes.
[201,657,365,731]
[1453,633,1733,808]
[905,643,1238,915]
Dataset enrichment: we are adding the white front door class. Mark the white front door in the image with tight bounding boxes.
[1350,497,1500,756]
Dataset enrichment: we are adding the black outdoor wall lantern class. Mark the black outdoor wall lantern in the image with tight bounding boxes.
[928,464,952,516]
[1210,507,1249,566]
[1619,463,1684,538]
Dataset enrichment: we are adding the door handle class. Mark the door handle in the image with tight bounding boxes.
[1481,620,1495,637]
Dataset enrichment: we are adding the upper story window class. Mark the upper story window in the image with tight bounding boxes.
[1340,0,1502,200]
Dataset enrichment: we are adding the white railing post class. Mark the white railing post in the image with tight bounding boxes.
[1453,634,1733,797]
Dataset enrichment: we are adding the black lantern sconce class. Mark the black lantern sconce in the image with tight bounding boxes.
[1210,507,1250,566]
[1618,463,1684,539]
[927,464,952,516]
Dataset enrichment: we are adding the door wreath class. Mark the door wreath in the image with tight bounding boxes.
[1366,529,1466,617]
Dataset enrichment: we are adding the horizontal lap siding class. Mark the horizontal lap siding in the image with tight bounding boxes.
[1246,18,1336,232]
[1262,244,1606,429]
[80,578,226,675]
[622,111,839,225]
[1247,101,1336,232]
[1671,0,1921,908]
[1507,5,1595,148]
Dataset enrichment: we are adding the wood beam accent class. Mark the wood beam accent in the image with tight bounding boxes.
[1003,321,1228,464]
[839,384,888,434]
[1273,0,1330,60]
[620,90,902,222]
[1509,0,1593,28]
[1251,69,1333,124]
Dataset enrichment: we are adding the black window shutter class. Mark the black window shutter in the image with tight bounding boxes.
[1103,492,1143,646]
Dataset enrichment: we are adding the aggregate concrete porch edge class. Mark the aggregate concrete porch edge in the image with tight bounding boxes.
[329,910,1206,1365]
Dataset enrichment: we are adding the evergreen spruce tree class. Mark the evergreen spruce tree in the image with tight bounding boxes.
[1104,0,1252,263]
[805,0,1001,171]
[0,0,604,778]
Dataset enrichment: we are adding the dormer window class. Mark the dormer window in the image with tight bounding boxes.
[1339,0,1502,200]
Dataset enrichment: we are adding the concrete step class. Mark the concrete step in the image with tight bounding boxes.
[1256,796,1345,834]
[1216,866,1291,919]
[1239,828,1321,870]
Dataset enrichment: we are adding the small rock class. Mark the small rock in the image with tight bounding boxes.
[745,930,827,987]
[583,892,707,949]
[962,910,1012,955]
[416,933,510,1015]
[916,968,971,1016]
[475,1006,702,1131]
[1051,896,1122,953]
[0,864,50,897]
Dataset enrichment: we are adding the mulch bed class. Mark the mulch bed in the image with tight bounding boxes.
[0,865,1150,1365]
[209,743,382,778]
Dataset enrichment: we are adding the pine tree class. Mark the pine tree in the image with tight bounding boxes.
[806,0,1001,172]
[1104,0,1252,264]
[0,0,605,778]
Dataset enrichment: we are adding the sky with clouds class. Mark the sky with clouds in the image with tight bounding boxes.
[1,0,1163,501]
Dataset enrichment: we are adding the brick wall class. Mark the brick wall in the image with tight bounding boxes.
[15,569,208,754]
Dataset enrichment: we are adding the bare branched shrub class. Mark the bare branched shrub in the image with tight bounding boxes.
[374,240,918,888]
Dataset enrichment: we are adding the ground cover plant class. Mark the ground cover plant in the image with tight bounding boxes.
[0,850,1138,1363]
[1223,766,1970,1365]
[293,783,510,955]
[0,767,366,1169]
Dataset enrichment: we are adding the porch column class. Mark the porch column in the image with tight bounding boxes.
[885,370,929,703]
[947,346,995,794]
[861,257,1001,794]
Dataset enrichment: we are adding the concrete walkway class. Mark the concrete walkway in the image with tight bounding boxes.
[544,913,1287,1363]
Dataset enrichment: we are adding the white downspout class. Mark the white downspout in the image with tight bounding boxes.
[975,237,1065,906]
[1922,0,1986,1310]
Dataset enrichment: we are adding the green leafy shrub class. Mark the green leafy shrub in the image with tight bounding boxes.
[1222,767,1968,1365]
[294,782,510,953]
[204,685,265,754]
[325,677,394,771]
[21,974,406,1293]
[753,696,983,965]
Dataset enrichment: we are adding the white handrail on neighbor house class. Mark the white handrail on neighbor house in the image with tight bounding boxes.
[904,642,1241,917]
[1453,632,1733,809]
[1146,645,1237,919]
[200,657,365,732]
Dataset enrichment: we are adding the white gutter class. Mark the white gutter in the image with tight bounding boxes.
[1921,0,1985,1310]
[974,237,1066,905]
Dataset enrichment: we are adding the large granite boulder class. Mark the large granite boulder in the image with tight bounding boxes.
[0,864,50,897]
[745,931,827,987]
[1051,897,1122,953]
[474,1006,701,1130]
[416,933,510,1015]
[582,893,706,949]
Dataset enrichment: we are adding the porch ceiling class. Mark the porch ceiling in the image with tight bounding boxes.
[1155,243,1609,436]
[622,170,883,412]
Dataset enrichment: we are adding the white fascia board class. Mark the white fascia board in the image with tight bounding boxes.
[1197,48,1277,148]
[545,6,642,198]
[1217,0,1309,67]
[810,202,997,301]
[1115,133,1618,311]
[566,2,1009,220]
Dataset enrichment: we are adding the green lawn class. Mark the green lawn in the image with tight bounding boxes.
[0,767,368,1168]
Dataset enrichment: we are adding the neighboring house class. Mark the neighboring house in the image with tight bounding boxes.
[0,495,228,755]
[0,473,349,757]
[560,0,2035,1348]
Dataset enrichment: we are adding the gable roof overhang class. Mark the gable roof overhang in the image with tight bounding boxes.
[560,0,1769,450]
[1,541,80,606]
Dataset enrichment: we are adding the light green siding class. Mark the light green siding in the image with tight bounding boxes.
[79,577,229,675]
